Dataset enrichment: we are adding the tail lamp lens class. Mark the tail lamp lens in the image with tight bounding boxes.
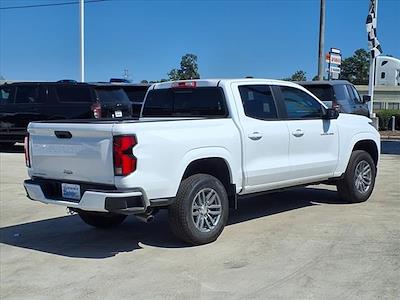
[24,134,31,168]
[113,135,137,176]
[171,81,197,89]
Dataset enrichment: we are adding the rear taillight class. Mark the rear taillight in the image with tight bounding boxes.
[91,102,102,119]
[24,133,31,168]
[171,81,197,89]
[113,135,137,176]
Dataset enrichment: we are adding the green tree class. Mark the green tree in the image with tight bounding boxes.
[340,49,369,84]
[312,75,328,81]
[283,70,307,81]
[168,53,200,80]
[140,80,149,84]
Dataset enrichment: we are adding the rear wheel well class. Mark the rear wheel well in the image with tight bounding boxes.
[182,158,236,205]
[352,140,379,166]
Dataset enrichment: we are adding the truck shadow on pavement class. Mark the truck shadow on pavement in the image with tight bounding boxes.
[0,187,347,259]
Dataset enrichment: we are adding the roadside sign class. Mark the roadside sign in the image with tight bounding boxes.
[325,53,330,63]
[330,48,341,54]
[331,72,340,79]
[329,66,341,80]
[330,53,342,65]
[327,47,342,80]
[330,66,341,73]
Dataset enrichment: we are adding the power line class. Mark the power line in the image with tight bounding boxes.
[0,0,111,10]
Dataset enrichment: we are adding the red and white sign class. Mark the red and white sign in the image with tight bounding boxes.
[330,53,342,65]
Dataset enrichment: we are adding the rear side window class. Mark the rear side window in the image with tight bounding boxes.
[142,87,227,117]
[280,86,322,119]
[95,88,130,103]
[239,85,278,120]
[333,85,349,101]
[302,85,333,102]
[56,86,91,103]
[15,86,43,104]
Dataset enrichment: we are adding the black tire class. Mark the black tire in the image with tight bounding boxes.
[168,174,229,245]
[78,210,127,228]
[336,150,376,203]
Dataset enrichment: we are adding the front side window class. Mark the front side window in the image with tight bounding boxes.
[346,85,362,104]
[15,86,41,104]
[238,85,278,120]
[351,86,362,103]
[280,86,322,119]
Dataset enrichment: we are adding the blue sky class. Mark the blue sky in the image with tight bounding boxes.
[0,0,399,82]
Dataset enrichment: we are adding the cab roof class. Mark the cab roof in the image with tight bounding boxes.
[152,78,306,89]
[297,80,352,86]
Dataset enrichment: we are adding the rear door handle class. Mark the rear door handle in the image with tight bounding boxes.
[292,129,304,137]
[248,132,263,141]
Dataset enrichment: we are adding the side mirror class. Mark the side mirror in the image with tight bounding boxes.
[362,95,371,103]
[323,108,339,119]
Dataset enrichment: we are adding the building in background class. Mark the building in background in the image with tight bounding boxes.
[356,85,400,110]
[375,56,400,86]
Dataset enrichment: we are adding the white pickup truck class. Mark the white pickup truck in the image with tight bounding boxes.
[24,79,380,245]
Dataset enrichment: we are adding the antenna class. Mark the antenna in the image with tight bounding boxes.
[123,69,130,80]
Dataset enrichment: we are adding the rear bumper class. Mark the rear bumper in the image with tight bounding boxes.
[24,179,151,214]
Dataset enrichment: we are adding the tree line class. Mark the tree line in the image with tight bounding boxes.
[141,49,375,85]
[282,49,375,83]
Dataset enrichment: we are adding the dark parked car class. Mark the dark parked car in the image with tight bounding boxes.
[0,82,132,146]
[298,80,370,117]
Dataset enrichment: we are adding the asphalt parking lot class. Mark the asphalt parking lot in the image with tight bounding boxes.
[1,142,399,299]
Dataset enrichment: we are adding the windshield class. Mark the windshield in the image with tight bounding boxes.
[142,87,227,117]
[95,88,130,103]
[302,85,333,102]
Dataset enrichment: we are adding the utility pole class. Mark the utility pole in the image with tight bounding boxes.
[79,0,85,82]
[317,0,326,81]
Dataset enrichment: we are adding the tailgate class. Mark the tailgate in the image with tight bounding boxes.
[28,122,115,185]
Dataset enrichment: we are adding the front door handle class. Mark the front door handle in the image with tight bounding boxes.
[292,129,304,137]
[248,132,263,141]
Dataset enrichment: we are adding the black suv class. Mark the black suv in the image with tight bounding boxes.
[0,82,132,146]
[298,80,370,117]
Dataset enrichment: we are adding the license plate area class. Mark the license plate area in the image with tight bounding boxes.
[114,110,122,117]
[61,183,81,201]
